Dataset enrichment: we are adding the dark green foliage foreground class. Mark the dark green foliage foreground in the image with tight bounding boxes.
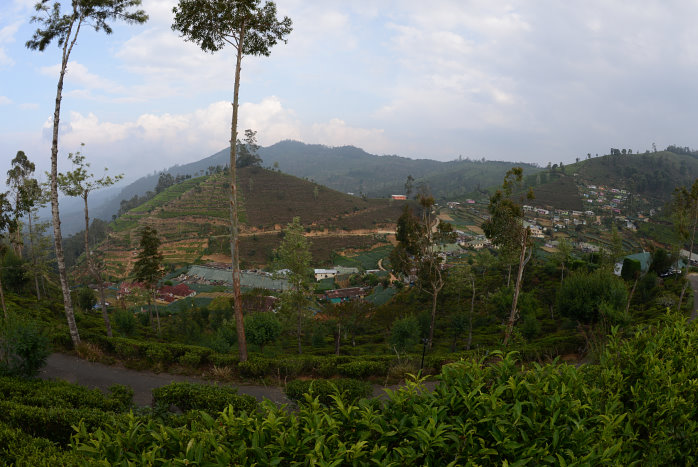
[4,311,698,465]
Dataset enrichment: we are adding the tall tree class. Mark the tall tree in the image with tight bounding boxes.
[58,144,123,337]
[483,167,534,346]
[26,0,148,348]
[0,193,13,318]
[276,217,311,354]
[672,179,698,311]
[172,0,291,362]
[132,226,164,334]
[6,151,40,257]
[391,195,455,349]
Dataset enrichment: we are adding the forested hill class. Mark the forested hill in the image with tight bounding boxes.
[86,141,540,229]
[566,150,698,200]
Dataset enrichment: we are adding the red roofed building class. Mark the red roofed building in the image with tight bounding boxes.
[157,284,196,303]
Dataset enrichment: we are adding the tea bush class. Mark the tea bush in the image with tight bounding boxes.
[152,382,257,415]
[284,378,372,405]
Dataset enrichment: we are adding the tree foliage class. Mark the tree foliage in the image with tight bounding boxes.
[244,312,281,352]
[556,269,627,323]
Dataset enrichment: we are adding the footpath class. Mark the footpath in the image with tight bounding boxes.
[39,353,428,407]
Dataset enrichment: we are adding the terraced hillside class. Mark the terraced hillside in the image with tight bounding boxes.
[100,167,405,278]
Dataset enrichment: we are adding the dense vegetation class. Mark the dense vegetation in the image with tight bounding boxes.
[1,312,697,464]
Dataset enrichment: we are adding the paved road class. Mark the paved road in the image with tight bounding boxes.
[39,353,430,407]
[40,353,291,407]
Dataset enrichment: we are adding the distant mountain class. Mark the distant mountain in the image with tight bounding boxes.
[78,141,540,234]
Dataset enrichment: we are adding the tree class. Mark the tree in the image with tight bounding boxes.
[275,217,311,354]
[673,180,698,311]
[236,129,262,168]
[26,0,148,348]
[391,194,455,349]
[172,0,292,362]
[132,226,164,333]
[244,312,281,352]
[390,315,420,354]
[404,174,414,199]
[555,237,572,282]
[7,152,45,300]
[58,144,123,337]
[6,151,40,257]
[0,193,13,318]
[482,167,534,346]
[76,286,97,312]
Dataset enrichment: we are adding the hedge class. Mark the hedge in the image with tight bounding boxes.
[152,382,257,414]
[284,378,372,406]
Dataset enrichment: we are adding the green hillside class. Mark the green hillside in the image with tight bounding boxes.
[100,167,405,277]
[565,150,698,201]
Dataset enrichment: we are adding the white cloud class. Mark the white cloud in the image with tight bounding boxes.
[0,96,11,105]
[19,102,38,110]
[37,97,391,178]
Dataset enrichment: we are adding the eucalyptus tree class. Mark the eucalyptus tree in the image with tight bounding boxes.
[391,195,455,349]
[132,226,164,334]
[0,193,13,318]
[673,179,698,311]
[26,0,148,348]
[6,151,40,257]
[483,167,534,347]
[58,144,123,337]
[172,0,292,361]
[276,217,312,354]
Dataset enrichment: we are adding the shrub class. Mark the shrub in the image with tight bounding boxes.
[337,360,386,378]
[244,312,281,352]
[238,358,272,378]
[0,317,50,378]
[113,309,137,336]
[284,378,372,405]
[556,269,627,323]
[390,316,420,353]
[152,382,256,414]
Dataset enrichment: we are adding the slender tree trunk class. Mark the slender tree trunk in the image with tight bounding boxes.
[82,194,112,337]
[28,211,41,300]
[626,276,638,315]
[507,264,512,287]
[335,322,341,355]
[678,280,689,313]
[229,23,248,362]
[153,289,161,334]
[467,278,474,350]
[427,277,443,350]
[50,18,83,348]
[297,302,302,354]
[0,271,7,319]
[504,229,531,347]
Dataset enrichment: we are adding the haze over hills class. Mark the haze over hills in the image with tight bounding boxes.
[60,140,540,234]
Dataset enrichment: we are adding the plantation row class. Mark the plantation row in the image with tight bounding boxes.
[1,311,697,465]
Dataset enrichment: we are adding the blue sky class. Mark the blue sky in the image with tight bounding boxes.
[3,0,698,185]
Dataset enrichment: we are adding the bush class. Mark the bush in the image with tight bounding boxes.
[337,360,386,378]
[0,317,50,378]
[113,309,137,336]
[390,315,420,353]
[238,358,273,378]
[244,312,281,352]
[284,378,372,405]
[556,269,627,323]
[152,382,256,414]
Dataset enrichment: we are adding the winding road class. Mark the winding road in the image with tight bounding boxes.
[39,353,428,407]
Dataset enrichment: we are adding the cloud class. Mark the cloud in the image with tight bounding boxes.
[0,96,11,105]
[37,97,390,179]
[0,21,21,67]
[19,102,38,110]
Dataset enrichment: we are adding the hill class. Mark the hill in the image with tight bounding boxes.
[565,150,698,202]
[80,141,541,235]
[101,167,407,277]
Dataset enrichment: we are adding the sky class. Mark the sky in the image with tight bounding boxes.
[2,0,698,186]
